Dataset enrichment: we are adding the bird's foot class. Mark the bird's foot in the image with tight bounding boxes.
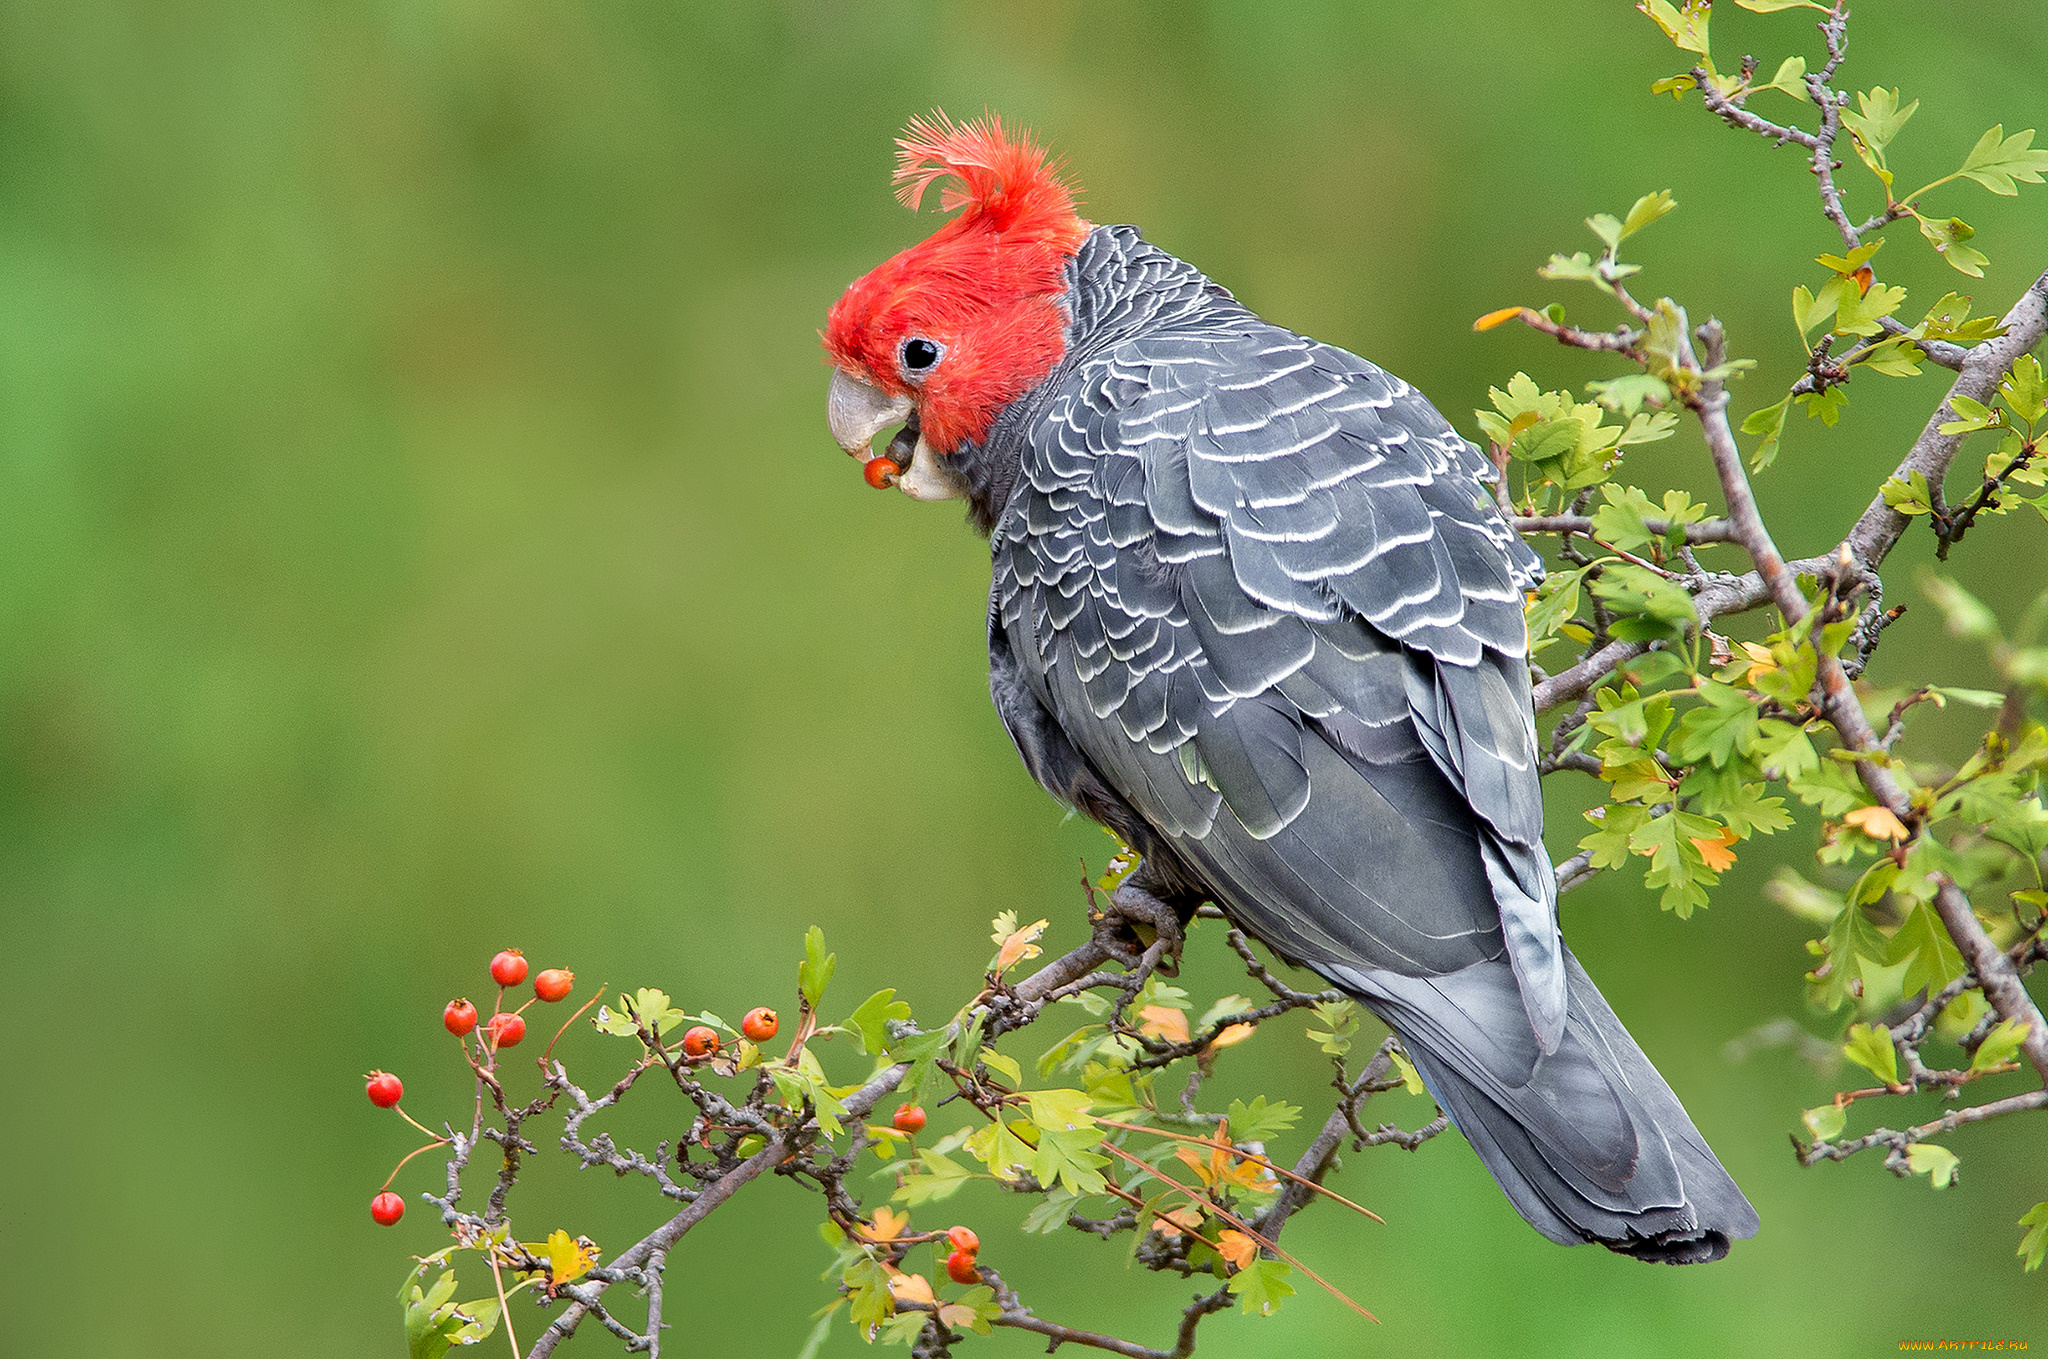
[1098,882,1185,978]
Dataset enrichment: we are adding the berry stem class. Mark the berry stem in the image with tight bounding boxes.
[486,1249,522,1359]
[541,984,608,1066]
[380,1137,454,1192]
[393,1105,445,1142]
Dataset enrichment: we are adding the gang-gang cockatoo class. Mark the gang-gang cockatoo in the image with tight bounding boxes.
[821,114,1757,1263]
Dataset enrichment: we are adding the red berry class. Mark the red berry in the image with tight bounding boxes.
[946,1225,979,1255]
[533,968,575,1003]
[892,1104,926,1135]
[945,1249,980,1285]
[365,1071,404,1108]
[371,1192,405,1226]
[490,949,529,987]
[444,999,479,1036]
[740,1007,778,1042]
[863,457,900,489]
[487,1012,526,1048]
[682,1025,720,1058]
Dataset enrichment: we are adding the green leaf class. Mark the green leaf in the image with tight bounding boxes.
[1789,755,1864,818]
[1850,337,1925,378]
[1020,1188,1083,1234]
[895,1149,973,1205]
[964,1119,1037,1180]
[843,1255,894,1335]
[1840,88,1918,188]
[1890,902,1967,1001]
[1881,471,1934,516]
[1970,1019,2032,1074]
[2003,353,2048,424]
[1716,781,1794,837]
[1227,1258,1297,1317]
[1629,808,1726,917]
[1930,686,2008,709]
[1957,125,2048,196]
[1919,291,2008,344]
[1939,393,2002,436]
[1227,1095,1305,1141]
[1796,385,1849,428]
[1581,802,1651,871]
[1801,1103,1846,1141]
[795,1311,836,1359]
[1027,1087,1097,1132]
[947,1284,1003,1335]
[1834,281,1907,338]
[1809,898,1890,1010]
[1915,214,1989,277]
[1816,240,1885,275]
[979,1048,1023,1085]
[1590,484,1660,552]
[1752,53,1811,99]
[1590,562,1699,643]
[1904,1142,1959,1189]
[1585,373,1672,418]
[1792,278,1841,337]
[403,1272,506,1359]
[1524,566,1588,652]
[845,989,912,1057]
[1754,720,1820,782]
[2019,1202,2048,1272]
[1922,572,2001,642]
[1304,998,1360,1057]
[1670,682,1761,768]
[799,926,837,1008]
[1619,190,1678,241]
[1742,396,1791,471]
[1031,1124,1110,1196]
[1841,1022,1900,1086]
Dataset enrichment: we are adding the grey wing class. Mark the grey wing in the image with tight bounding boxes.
[994,325,1565,1048]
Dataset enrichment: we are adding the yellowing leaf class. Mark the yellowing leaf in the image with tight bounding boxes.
[524,1230,599,1292]
[1139,1006,1190,1043]
[1206,1022,1256,1052]
[1173,1144,1216,1186]
[1473,306,1526,332]
[869,1206,910,1242]
[1388,1047,1428,1096]
[1151,1206,1205,1238]
[1216,1230,1260,1271]
[1691,825,1739,872]
[1844,805,1910,843]
[888,1271,935,1305]
[993,918,1049,973]
[938,1303,980,1328]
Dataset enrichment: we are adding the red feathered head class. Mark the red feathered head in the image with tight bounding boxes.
[823,113,1088,465]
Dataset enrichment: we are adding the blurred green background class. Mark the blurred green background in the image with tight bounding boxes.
[3,2,2044,1355]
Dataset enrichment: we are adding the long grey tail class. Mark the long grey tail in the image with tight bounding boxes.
[1326,945,1759,1264]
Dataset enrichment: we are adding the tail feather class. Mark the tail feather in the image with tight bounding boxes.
[1324,946,1758,1264]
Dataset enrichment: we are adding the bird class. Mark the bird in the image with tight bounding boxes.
[820,112,1758,1264]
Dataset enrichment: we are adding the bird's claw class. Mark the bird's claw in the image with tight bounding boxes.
[1101,882,1184,978]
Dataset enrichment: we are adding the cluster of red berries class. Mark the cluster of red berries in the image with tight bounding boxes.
[365,947,581,1226]
[439,949,576,1051]
[943,1224,982,1285]
[673,1006,778,1059]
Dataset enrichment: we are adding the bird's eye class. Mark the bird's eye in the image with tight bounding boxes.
[901,337,943,375]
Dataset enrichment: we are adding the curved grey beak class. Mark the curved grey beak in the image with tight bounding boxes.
[827,368,914,460]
